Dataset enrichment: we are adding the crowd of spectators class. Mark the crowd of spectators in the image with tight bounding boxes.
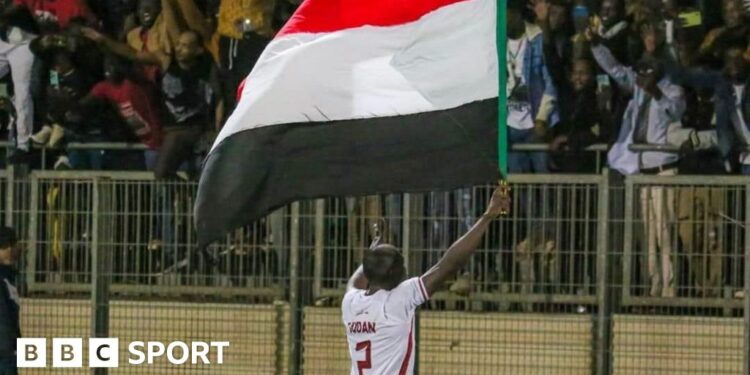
[0,0,299,176]
[506,0,750,176]
[1,0,747,178]
[504,0,750,299]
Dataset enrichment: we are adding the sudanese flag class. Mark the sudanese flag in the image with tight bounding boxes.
[195,0,501,247]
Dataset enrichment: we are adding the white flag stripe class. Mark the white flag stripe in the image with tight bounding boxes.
[212,0,498,151]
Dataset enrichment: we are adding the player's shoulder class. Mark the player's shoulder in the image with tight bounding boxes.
[341,288,365,312]
[388,277,429,302]
[344,286,368,299]
[392,276,426,294]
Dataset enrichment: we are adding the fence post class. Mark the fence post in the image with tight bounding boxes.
[313,199,324,299]
[91,178,112,375]
[288,202,302,375]
[595,170,611,375]
[5,164,13,226]
[621,177,634,305]
[402,193,411,273]
[402,193,418,374]
[744,184,750,375]
[25,174,38,292]
[275,300,287,375]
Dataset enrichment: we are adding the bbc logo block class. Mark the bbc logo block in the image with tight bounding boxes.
[52,338,84,368]
[17,338,228,368]
[16,338,46,368]
[18,338,118,368]
[89,338,119,368]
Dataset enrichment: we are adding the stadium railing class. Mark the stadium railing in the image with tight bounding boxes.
[5,141,749,375]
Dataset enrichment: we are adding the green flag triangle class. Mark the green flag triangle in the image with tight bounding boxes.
[496,0,508,177]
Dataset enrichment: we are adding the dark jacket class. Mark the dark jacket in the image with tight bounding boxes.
[0,265,20,363]
[542,32,610,173]
[668,66,750,164]
[550,85,610,173]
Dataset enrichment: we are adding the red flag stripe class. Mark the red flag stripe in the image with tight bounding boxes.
[278,0,469,37]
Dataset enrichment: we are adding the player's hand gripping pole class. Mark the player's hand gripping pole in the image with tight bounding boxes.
[497,179,511,216]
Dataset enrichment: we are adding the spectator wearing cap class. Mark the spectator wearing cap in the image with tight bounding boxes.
[590,20,686,297]
[0,227,19,375]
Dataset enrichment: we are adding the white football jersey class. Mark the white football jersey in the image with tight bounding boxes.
[341,277,429,375]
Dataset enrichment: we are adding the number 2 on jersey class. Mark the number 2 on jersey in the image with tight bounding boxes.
[355,340,372,374]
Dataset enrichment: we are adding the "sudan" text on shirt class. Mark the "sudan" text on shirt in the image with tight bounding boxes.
[348,321,376,334]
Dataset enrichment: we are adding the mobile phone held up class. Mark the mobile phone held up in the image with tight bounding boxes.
[679,11,702,28]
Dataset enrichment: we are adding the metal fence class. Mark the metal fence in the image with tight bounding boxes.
[8,168,750,374]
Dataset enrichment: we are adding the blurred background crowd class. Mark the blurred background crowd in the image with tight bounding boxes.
[2,0,750,178]
[506,0,750,177]
[0,0,299,177]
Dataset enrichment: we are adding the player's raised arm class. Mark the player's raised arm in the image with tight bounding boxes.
[421,186,509,297]
[346,265,368,292]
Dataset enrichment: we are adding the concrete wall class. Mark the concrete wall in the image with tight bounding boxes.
[19,300,744,374]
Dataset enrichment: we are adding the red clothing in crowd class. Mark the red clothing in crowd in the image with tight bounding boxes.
[15,0,95,27]
[90,80,164,149]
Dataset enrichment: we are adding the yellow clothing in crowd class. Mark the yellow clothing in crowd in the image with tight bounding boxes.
[218,0,275,39]
[127,0,210,55]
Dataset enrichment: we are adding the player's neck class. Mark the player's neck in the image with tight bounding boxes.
[365,287,383,296]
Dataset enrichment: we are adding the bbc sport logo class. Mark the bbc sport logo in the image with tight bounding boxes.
[17,338,230,368]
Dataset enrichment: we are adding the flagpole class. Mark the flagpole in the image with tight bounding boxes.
[497,0,507,177]
[497,0,510,214]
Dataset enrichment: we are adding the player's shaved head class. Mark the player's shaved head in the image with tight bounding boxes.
[363,244,406,291]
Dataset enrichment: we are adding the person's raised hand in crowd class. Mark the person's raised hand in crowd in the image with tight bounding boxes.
[700,27,726,54]
[80,27,105,43]
[584,17,603,46]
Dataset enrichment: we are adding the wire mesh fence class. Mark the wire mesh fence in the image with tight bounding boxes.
[609,175,749,375]
[6,168,749,374]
